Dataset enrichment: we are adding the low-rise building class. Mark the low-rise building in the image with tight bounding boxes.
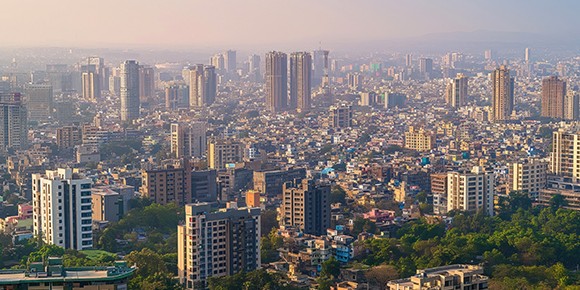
[387,264,489,290]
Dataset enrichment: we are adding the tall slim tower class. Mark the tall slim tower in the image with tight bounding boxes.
[0,93,27,151]
[139,65,155,105]
[203,65,217,105]
[120,60,140,122]
[224,50,237,73]
[445,73,469,108]
[491,66,514,121]
[265,51,288,113]
[187,65,217,108]
[289,52,312,112]
[525,47,531,63]
[248,54,261,82]
[541,76,566,119]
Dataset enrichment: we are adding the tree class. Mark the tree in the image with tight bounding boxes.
[320,256,340,280]
[126,248,168,277]
[549,194,567,210]
[365,264,398,289]
[260,210,279,236]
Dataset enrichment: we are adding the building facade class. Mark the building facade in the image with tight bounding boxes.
[446,167,494,216]
[289,52,312,112]
[0,93,27,151]
[265,51,288,113]
[178,203,260,288]
[491,65,514,121]
[32,168,93,250]
[120,60,140,122]
[281,179,330,236]
[541,76,566,119]
[171,122,207,159]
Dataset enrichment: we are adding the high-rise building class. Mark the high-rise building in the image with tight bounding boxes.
[187,65,217,107]
[491,66,514,121]
[484,49,493,61]
[541,76,566,119]
[139,65,155,104]
[431,173,448,215]
[445,73,469,108]
[208,138,243,170]
[210,54,225,72]
[81,57,104,101]
[248,54,261,82]
[446,167,494,216]
[347,73,363,90]
[165,83,189,110]
[203,65,217,105]
[312,49,328,87]
[384,93,407,109]
[0,93,27,151]
[178,203,260,289]
[253,168,307,198]
[330,105,352,128]
[32,168,93,250]
[265,51,288,113]
[280,179,330,236]
[140,161,192,205]
[405,54,412,67]
[525,47,531,63]
[419,58,433,78]
[170,122,207,158]
[507,158,547,199]
[24,83,53,122]
[191,170,218,202]
[56,126,82,149]
[224,50,237,73]
[91,185,134,223]
[289,52,312,112]
[550,129,580,182]
[120,60,140,122]
[565,90,579,120]
[405,126,435,151]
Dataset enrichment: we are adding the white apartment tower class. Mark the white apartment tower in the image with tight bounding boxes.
[32,168,93,250]
[447,167,494,216]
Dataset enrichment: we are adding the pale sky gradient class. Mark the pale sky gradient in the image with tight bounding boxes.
[1,0,578,49]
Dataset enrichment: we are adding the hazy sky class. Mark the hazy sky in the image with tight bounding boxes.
[2,0,578,49]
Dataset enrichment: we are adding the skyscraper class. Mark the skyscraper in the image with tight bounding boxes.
[565,91,579,120]
[445,73,469,108]
[313,49,328,87]
[170,122,207,158]
[541,76,566,119]
[165,83,189,110]
[0,93,27,151]
[24,83,53,122]
[419,58,433,78]
[187,65,217,108]
[32,168,93,250]
[330,104,352,128]
[120,60,140,122]
[224,50,237,73]
[265,51,288,113]
[525,47,531,63]
[178,203,260,289]
[491,66,514,121]
[280,179,330,236]
[248,54,261,82]
[139,65,155,105]
[289,52,312,112]
[81,57,103,101]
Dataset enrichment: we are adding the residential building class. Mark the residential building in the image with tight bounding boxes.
[387,264,489,290]
[91,185,134,223]
[191,170,218,203]
[253,168,307,197]
[165,83,189,110]
[208,138,243,170]
[446,167,494,216]
[281,179,330,236]
[56,126,82,149]
[330,105,352,128]
[139,65,155,104]
[120,60,140,122]
[25,83,53,122]
[289,52,312,112]
[445,73,468,108]
[405,126,435,151]
[430,173,448,215]
[550,129,580,182]
[171,122,207,158]
[491,65,514,121]
[384,92,407,109]
[564,90,579,120]
[541,76,566,119]
[32,168,93,250]
[0,93,27,151]
[177,203,260,288]
[507,158,547,199]
[265,51,288,113]
[140,161,192,205]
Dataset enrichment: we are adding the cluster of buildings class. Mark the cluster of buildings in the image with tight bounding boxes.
[0,46,579,289]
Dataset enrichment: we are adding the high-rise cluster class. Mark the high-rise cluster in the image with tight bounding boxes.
[265,51,313,113]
